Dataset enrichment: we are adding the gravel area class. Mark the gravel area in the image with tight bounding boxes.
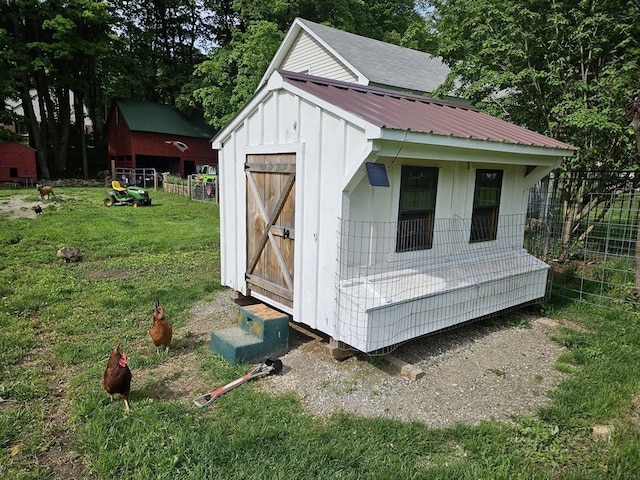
[192,290,569,428]
[259,317,567,427]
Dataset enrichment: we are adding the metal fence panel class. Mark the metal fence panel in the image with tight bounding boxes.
[189,175,218,202]
[526,170,640,311]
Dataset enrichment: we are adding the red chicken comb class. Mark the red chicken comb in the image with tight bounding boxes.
[118,352,128,367]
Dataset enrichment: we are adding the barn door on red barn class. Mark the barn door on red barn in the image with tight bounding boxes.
[245,153,295,308]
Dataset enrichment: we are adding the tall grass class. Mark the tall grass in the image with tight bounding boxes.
[1,187,640,479]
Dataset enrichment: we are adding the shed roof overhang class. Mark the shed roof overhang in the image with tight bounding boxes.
[366,130,569,184]
[352,130,569,191]
[374,128,572,162]
[342,133,567,194]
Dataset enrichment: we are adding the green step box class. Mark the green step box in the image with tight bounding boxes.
[210,303,290,364]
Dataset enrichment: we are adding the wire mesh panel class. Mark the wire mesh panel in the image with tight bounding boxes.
[190,175,218,202]
[114,168,159,189]
[525,174,640,310]
[335,215,550,353]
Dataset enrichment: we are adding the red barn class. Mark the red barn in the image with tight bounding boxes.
[106,99,216,178]
[0,141,37,185]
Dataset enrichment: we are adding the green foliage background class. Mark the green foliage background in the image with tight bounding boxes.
[3,1,639,177]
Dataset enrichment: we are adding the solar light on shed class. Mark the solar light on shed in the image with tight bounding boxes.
[365,162,389,187]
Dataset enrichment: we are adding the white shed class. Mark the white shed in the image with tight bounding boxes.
[212,70,575,353]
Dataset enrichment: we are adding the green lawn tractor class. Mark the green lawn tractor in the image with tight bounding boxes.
[104,180,152,207]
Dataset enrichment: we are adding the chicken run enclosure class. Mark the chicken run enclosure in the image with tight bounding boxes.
[335,214,550,353]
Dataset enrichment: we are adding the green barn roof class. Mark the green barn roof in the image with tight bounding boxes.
[115,98,215,138]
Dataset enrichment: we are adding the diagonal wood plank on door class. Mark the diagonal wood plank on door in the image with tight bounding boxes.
[246,171,295,287]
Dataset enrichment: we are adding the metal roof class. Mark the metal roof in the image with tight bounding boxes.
[297,18,450,94]
[280,71,576,151]
[114,99,214,138]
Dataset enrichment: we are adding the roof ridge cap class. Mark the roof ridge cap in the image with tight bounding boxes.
[277,70,476,111]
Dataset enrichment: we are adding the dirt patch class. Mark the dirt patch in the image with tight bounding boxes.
[133,291,240,405]
[257,315,569,428]
[85,269,132,280]
[0,195,44,219]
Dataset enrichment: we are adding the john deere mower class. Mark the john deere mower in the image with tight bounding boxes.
[104,180,152,207]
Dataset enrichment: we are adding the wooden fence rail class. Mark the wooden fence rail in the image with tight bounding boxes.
[163,182,190,197]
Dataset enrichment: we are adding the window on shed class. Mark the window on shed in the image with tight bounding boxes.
[9,167,18,177]
[396,166,439,252]
[470,169,503,242]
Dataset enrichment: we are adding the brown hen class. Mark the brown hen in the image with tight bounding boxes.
[149,300,173,355]
[102,343,132,413]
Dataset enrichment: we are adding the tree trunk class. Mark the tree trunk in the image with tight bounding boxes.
[632,107,640,156]
[75,91,88,179]
[20,77,50,180]
[46,86,71,174]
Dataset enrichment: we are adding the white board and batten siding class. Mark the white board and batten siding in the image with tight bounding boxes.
[216,85,370,341]
[280,31,358,83]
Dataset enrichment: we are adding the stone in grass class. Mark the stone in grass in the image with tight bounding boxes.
[57,246,82,263]
[591,424,612,442]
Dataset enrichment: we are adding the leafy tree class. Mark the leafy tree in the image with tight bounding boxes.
[427,0,640,250]
[183,21,284,129]
[109,0,207,103]
[201,0,238,47]
[1,0,118,178]
[228,0,427,45]
[39,0,118,176]
[2,0,208,178]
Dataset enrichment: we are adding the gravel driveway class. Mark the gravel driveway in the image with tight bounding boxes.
[175,288,570,428]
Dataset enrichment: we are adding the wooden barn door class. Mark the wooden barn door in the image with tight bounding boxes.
[245,153,295,308]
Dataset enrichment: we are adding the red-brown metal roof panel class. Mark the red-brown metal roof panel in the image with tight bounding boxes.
[280,70,575,151]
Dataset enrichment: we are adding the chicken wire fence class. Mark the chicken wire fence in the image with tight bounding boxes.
[333,171,640,354]
[525,175,640,312]
[334,214,550,355]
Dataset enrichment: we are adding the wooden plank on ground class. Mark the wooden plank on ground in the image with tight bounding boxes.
[383,354,424,381]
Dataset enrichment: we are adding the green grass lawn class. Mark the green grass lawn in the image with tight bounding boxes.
[1,186,639,479]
